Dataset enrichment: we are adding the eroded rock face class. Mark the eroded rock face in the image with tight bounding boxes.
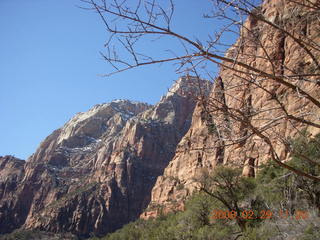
[2,0,319,235]
[0,156,27,233]
[0,77,210,237]
[144,0,320,216]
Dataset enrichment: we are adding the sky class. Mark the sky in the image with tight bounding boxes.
[0,0,237,160]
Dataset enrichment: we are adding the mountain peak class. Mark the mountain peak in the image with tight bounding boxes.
[0,76,207,237]
[165,75,212,99]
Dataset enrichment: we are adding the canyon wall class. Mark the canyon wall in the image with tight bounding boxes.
[0,77,211,237]
[1,0,319,237]
[143,0,320,217]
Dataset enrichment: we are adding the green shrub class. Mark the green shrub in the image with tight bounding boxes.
[94,132,320,240]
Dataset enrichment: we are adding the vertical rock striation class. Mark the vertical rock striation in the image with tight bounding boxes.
[0,76,211,237]
[144,0,320,217]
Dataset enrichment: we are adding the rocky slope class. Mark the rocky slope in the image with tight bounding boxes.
[0,156,26,233]
[0,76,211,237]
[143,0,320,217]
[1,0,319,237]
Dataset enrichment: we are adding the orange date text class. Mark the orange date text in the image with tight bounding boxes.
[210,209,309,220]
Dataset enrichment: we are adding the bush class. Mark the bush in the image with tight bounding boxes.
[94,133,320,240]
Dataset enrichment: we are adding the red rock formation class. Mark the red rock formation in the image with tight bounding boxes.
[1,0,319,236]
[144,0,320,216]
[0,77,210,237]
[0,156,26,233]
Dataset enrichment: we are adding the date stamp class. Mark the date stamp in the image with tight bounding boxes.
[210,209,309,220]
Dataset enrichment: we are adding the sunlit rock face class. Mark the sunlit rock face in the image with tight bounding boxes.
[2,0,318,235]
[0,76,210,237]
[144,0,320,217]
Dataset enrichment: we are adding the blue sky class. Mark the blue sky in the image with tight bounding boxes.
[0,0,237,160]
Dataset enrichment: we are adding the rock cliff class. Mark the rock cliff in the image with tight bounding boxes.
[0,76,211,237]
[143,0,320,217]
[1,0,319,237]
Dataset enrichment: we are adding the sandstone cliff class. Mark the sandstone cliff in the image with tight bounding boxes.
[144,0,320,217]
[1,0,319,237]
[0,77,211,237]
[0,156,26,233]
